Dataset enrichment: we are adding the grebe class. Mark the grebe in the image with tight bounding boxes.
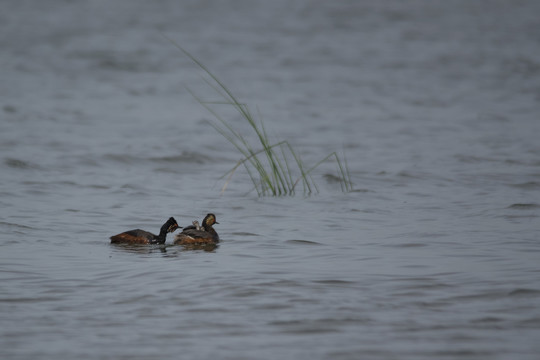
[110,217,180,245]
[174,213,219,245]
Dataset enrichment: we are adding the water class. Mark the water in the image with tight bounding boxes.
[2,1,540,359]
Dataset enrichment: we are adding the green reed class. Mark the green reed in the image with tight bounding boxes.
[170,41,353,196]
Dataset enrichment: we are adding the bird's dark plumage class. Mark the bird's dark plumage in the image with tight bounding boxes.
[110,217,180,245]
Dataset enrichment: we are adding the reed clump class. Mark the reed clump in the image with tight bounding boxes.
[172,42,353,196]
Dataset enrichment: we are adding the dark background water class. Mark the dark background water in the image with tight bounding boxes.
[1,1,540,359]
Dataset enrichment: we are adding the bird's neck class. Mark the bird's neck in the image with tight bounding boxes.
[203,224,218,239]
[155,223,170,243]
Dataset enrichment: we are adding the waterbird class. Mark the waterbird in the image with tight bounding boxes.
[110,217,180,244]
[174,213,219,245]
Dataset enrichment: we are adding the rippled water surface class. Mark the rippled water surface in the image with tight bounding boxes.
[2,1,540,359]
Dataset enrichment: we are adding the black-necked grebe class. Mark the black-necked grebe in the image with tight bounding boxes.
[110,217,180,244]
[174,213,219,245]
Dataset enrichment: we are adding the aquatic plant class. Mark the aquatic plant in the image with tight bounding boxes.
[169,40,353,196]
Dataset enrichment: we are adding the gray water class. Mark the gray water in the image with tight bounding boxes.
[2,1,540,359]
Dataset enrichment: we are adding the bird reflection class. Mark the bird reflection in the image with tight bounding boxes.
[110,242,218,256]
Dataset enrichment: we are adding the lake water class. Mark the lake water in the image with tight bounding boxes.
[2,1,540,359]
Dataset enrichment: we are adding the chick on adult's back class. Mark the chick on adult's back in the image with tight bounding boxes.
[174,213,219,245]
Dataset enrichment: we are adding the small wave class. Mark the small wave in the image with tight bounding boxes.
[102,153,139,164]
[397,171,420,178]
[103,151,214,164]
[313,279,356,285]
[504,57,540,76]
[455,154,532,166]
[0,221,36,230]
[286,239,322,246]
[508,203,539,209]
[230,232,260,237]
[470,316,504,324]
[510,182,540,190]
[149,152,213,164]
[323,173,344,183]
[0,296,59,303]
[351,208,392,215]
[385,242,428,248]
[87,184,110,190]
[4,158,38,169]
[454,154,496,164]
[3,104,17,113]
[68,50,161,73]
[350,188,371,193]
[270,316,369,335]
[508,288,540,297]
